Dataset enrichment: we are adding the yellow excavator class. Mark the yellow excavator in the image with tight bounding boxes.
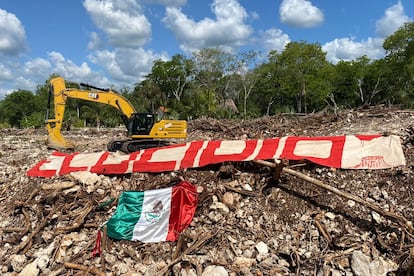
[45,77,187,153]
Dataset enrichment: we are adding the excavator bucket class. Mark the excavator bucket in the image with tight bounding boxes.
[46,126,75,150]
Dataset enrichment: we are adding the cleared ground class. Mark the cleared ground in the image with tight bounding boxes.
[0,106,413,275]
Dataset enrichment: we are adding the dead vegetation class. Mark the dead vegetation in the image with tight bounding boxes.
[0,106,414,275]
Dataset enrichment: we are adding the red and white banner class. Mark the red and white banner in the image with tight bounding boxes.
[27,135,406,178]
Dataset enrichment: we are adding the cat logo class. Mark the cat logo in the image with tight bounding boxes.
[88,92,99,99]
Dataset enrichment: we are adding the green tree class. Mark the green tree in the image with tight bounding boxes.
[0,100,7,127]
[382,21,414,106]
[276,42,334,113]
[150,54,194,103]
[330,57,381,108]
[190,48,247,118]
[140,54,195,117]
[251,50,297,115]
[1,90,37,127]
[132,78,166,113]
[237,50,261,118]
[253,44,333,115]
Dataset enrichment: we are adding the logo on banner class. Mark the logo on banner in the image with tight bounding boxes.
[353,156,389,169]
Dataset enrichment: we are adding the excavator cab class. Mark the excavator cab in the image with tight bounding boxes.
[128,113,155,135]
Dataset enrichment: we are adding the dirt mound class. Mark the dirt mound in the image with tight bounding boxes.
[0,107,413,275]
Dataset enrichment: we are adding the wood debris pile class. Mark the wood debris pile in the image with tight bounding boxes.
[0,106,413,275]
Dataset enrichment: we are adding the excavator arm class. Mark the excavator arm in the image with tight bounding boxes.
[45,77,187,152]
[45,77,136,150]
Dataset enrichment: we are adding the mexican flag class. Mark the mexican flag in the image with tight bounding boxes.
[106,181,198,242]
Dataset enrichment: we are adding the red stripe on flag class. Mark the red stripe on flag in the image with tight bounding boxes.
[166,181,198,241]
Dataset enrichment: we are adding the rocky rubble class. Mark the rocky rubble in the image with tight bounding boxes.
[0,106,413,275]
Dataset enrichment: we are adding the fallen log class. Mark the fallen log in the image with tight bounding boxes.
[252,159,414,235]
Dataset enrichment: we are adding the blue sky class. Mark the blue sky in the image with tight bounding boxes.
[0,0,413,99]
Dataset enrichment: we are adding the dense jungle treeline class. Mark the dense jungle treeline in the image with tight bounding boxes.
[0,22,413,129]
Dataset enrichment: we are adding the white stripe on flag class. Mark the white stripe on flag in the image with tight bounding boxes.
[132,187,172,242]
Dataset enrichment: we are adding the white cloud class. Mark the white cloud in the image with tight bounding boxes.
[0,59,44,96]
[322,37,384,64]
[162,0,253,53]
[23,58,52,78]
[260,28,290,53]
[375,1,411,38]
[0,52,117,98]
[87,32,103,50]
[89,48,168,83]
[0,9,27,56]
[250,11,259,21]
[0,74,39,98]
[0,63,13,81]
[279,0,324,28]
[322,2,411,64]
[14,77,37,92]
[0,88,13,99]
[48,52,96,80]
[83,0,152,48]
[143,0,186,6]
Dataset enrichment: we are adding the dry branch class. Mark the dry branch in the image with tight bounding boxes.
[313,219,332,245]
[64,262,105,276]
[253,159,414,235]
[56,202,94,233]
[14,204,63,254]
[159,230,214,275]
[0,208,30,233]
[0,227,25,232]
[41,182,77,190]
[223,183,263,197]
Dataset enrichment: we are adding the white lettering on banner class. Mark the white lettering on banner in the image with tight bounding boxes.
[102,152,137,173]
[274,137,287,159]
[215,141,246,155]
[39,154,65,172]
[149,143,191,171]
[193,141,209,168]
[71,152,103,171]
[294,140,333,158]
[102,153,132,165]
[244,139,263,161]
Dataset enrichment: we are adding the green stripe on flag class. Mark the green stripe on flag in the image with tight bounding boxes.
[106,191,144,240]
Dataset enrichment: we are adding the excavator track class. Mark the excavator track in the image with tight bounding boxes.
[107,140,125,152]
[107,139,171,154]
